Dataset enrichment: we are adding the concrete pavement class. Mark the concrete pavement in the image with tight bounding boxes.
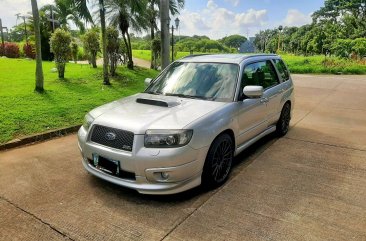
[1,74,366,240]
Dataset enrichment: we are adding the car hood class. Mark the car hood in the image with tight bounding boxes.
[90,93,228,134]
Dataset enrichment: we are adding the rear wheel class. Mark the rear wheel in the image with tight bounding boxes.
[276,103,291,136]
[202,134,233,189]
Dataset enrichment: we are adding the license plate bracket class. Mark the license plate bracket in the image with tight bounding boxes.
[92,154,120,176]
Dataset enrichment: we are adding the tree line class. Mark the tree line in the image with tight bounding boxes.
[254,0,366,58]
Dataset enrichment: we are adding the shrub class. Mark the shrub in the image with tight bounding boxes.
[77,47,88,61]
[332,39,353,58]
[23,42,36,59]
[82,29,100,68]
[352,38,366,58]
[3,42,20,58]
[50,29,72,78]
[151,39,161,69]
[71,41,78,63]
[106,27,120,76]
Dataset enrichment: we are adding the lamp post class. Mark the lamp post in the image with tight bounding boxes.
[16,14,28,44]
[277,25,283,52]
[3,27,8,42]
[170,17,180,62]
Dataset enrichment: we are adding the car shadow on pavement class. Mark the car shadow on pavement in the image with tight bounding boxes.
[86,133,280,204]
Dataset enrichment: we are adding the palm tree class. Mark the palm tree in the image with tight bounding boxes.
[31,0,44,92]
[105,0,149,70]
[74,0,109,84]
[42,0,91,32]
[148,0,184,69]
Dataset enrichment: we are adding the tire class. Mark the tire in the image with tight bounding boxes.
[276,102,291,137]
[202,133,234,189]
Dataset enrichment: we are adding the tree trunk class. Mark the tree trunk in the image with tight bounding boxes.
[160,0,170,69]
[91,55,97,68]
[57,63,65,78]
[126,31,133,69]
[31,0,44,92]
[150,1,155,69]
[109,54,117,76]
[99,0,110,85]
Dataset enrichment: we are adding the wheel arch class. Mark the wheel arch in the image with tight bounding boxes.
[214,129,236,151]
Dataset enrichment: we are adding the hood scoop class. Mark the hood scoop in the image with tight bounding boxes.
[136,98,180,107]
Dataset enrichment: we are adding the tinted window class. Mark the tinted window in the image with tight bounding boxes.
[241,60,279,90]
[146,62,239,101]
[273,59,290,81]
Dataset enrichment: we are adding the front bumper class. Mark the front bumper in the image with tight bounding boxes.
[78,126,209,194]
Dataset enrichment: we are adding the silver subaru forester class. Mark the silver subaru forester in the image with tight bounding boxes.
[78,54,294,194]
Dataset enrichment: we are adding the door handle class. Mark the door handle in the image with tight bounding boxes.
[260,97,269,103]
[278,89,285,94]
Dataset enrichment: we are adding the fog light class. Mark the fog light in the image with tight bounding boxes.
[160,172,170,180]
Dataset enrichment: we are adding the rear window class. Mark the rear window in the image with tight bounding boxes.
[273,59,290,81]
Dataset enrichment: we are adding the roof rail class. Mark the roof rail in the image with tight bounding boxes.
[245,54,278,58]
[181,53,211,59]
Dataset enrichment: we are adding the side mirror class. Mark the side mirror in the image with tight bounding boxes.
[144,78,152,87]
[243,85,263,99]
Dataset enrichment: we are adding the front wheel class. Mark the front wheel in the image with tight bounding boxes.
[202,134,234,189]
[276,103,291,136]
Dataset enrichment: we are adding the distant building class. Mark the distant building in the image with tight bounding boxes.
[239,37,257,53]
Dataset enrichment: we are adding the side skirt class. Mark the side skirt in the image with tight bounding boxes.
[234,125,276,156]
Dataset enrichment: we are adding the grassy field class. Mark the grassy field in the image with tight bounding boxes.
[132,49,366,74]
[0,58,158,144]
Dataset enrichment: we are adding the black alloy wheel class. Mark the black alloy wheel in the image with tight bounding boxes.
[202,133,233,189]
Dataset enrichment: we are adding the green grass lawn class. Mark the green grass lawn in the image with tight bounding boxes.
[282,54,366,74]
[0,58,158,144]
[133,49,202,61]
[132,49,366,74]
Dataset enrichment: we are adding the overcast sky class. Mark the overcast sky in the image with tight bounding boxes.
[0,0,325,39]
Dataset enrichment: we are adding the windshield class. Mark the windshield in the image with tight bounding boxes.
[145,62,239,101]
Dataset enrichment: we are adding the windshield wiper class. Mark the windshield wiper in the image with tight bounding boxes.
[164,93,211,100]
[144,91,161,95]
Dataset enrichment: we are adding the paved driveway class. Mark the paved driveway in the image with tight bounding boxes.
[0,74,366,240]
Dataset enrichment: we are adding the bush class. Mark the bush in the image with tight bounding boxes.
[3,42,20,58]
[23,42,36,59]
[50,29,72,78]
[82,29,100,68]
[106,27,120,76]
[77,47,87,61]
[71,41,78,63]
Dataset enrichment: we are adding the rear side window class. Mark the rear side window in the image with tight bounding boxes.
[241,60,279,90]
[273,59,290,81]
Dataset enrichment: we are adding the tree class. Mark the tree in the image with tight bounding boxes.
[220,35,247,50]
[82,29,100,68]
[41,0,92,32]
[106,27,120,76]
[99,0,110,84]
[31,0,44,92]
[106,0,149,70]
[312,0,366,39]
[74,0,109,84]
[50,29,71,78]
[148,0,184,69]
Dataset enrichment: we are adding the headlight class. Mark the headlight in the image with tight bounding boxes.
[83,113,94,130]
[144,129,193,148]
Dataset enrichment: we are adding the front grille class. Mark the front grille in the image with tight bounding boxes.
[90,125,134,151]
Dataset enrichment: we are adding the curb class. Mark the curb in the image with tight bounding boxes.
[0,125,81,151]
